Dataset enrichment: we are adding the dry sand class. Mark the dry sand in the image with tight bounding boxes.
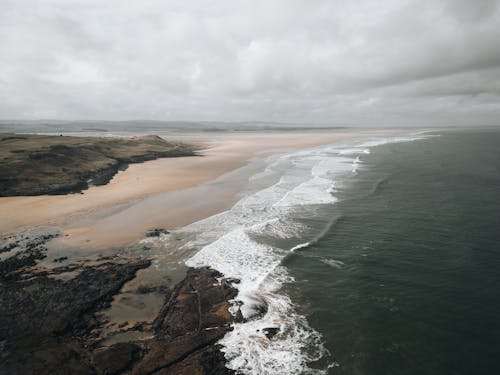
[0,129,397,248]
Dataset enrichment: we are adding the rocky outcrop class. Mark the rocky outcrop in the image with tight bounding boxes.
[145,228,170,238]
[93,343,142,375]
[93,267,243,375]
[0,235,241,375]
[0,233,149,373]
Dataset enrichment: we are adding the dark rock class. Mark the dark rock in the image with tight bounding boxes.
[4,340,96,375]
[93,342,141,375]
[160,343,233,375]
[0,233,240,375]
[263,327,280,339]
[154,268,242,337]
[0,233,58,281]
[1,258,152,347]
[145,228,170,237]
[0,241,18,254]
[0,234,151,375]
[129,268,241,374]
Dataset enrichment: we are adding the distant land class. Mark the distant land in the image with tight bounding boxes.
[0,120,347,134]
[0,133,199,196]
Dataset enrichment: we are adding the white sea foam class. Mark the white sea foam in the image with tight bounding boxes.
[290,242,311,252]
[321,258,345,269]
[352,156,362,173]
[358,134,434,148]
[220,288,327,375]
[187,228,283,317]
[179,133,435,374]
[273,176,337,207]
[338,148,370,155]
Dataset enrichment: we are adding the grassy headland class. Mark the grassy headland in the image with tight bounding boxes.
[0,133,200,196]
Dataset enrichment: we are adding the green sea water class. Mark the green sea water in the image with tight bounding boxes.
[285,129,500,374]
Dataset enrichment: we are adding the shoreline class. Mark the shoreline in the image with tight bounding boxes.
[0,129,401,247]
[0,128,427,374]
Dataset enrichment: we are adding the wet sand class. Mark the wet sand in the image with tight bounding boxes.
[0,128,402,355]
[0,129,396,247]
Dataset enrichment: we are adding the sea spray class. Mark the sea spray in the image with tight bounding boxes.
[180,133,434,373]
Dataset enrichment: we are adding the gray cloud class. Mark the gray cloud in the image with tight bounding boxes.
[446,0,498,22]
[0,0,499,126]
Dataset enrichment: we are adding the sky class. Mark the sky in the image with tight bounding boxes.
[0,0,499,126]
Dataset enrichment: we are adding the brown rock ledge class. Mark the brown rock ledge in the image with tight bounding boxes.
[0,233,242,375]
[93,267,243,375]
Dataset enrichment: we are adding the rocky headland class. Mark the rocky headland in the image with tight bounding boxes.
[0,133,200,196]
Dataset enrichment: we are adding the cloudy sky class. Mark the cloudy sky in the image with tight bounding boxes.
[1,0,499,126]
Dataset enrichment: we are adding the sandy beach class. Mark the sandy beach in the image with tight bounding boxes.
[0,127,437,374]
[0,129,396,247]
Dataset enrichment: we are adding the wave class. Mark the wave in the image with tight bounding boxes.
[290,242,311,252]
[321,258,345,269]
[173,133,436,373]
[357,133,437,148]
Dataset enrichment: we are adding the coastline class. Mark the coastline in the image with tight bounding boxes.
[0,129,399,247]
[0,128,427,374]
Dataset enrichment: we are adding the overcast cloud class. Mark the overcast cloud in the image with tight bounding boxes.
[0,0,499,126]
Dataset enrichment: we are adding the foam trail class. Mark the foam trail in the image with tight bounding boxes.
[290,242,311,252]
[180,133,436,374]
[321,259,345,269]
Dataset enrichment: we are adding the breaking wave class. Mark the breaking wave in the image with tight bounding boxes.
[176,133,433,374]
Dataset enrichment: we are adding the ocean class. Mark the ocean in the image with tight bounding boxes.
[149,128,500,374]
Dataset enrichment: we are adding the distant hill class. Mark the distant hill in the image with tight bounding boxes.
[0,120,345,135]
